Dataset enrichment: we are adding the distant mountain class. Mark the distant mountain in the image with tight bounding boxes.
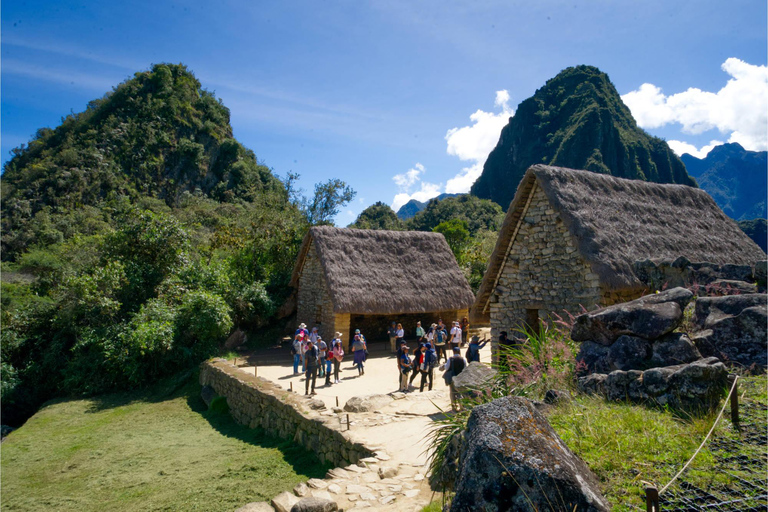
[471,65,696,209]
[396,193,460,220]
[680,143,767,221]
[738,218,767,253]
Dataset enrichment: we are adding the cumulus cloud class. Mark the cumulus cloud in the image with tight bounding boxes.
[622,58,768,151]
[443,90,514,193]
[391,163,442,211]
[666,139,724,159]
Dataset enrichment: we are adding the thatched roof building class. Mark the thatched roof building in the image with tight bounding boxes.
[291,226,475,347]
[472,165,765,332]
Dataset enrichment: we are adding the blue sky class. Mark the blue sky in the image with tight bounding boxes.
[2,1,766,223]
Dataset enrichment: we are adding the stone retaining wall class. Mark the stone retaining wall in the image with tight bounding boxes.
[200,359,373,467]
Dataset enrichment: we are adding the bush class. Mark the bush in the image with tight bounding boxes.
[175,291,233,362]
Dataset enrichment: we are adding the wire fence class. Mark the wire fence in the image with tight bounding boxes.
[643,375,767,512]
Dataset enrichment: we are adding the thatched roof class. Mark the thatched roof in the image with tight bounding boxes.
[290,226,475,315]
[473,165,766,321]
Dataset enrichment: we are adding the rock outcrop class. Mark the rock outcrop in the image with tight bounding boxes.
[572,287,693,345]
[451,362,498,400]
[578,357,728,411]
[343,394,392,413]
[451,396,610,512]
[691,294,768,369]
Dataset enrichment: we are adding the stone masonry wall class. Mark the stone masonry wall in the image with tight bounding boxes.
[200,359,373,467]
[490,184,601,352]
[296,240,338,341]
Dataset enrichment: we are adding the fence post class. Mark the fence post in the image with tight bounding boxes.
[336,396,339,407]
[645,485,659,512]
[728,375,739,429]
[234,357,237,366]
[289,382,293,392]
[346,414,350,431]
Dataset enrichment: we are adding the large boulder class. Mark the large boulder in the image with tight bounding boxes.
[575,341,610,375]
[290,497,338,512]
[452,362,498,399]
[451,396,610,512]
[606,335,652,371]
[272,491,300,512]
[691,294,767,369]
[580,357,728,411]
[650,333,701,367]
[343,394,392,413]
[571,288,693,345]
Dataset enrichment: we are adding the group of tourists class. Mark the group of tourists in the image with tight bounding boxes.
[291,323,368,395]
[289,316,487,396]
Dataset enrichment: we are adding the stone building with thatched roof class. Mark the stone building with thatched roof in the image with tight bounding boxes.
[290,226,475,349]
[472,164,766,342]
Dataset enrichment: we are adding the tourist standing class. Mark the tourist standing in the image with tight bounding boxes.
[460,317,470,346]
[352,334,367,376]
[388,322,398,353]
[309,327,319,344]
[292,332,304,375]
[295,322,309,339]
[304,339,319,395]
[441,347,466,410]
[433,323,447,363]
[415,321,425,341]
[332,337,344,384]
[419,343,437,392]
[317,336,327,378]
[399,345,412,392]
[409,342,425,388]
[449,321,462,352]
[396,323,405,348]
[466,335,489,363]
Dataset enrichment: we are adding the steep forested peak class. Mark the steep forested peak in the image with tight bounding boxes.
[2,63,286,259]
[471,64,696,209]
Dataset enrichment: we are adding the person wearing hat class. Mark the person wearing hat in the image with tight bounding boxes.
[408,342,425,388]
[291,331,305,375]
[398,345,412,392]
[419,343,437,392]
[295,323,309,338]
[395,338,407,387]
[449,321,462,351]
[352,333,367,376]
[304,338,319,395]
[316,335,327,379]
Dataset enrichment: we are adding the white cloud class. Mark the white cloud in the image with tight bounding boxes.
[391,163,442,211]
[622,58,768,151]
[666,139,724,159]
[442,90,514,192]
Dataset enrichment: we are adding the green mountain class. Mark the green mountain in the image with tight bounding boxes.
[2,63,284,260]
[470,65,696,208]
[681,143,767,221]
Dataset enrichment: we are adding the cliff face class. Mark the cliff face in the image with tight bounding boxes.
[681,143,767,221]
[471,65,696,209]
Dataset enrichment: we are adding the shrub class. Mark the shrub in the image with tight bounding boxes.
[175,290,232,363]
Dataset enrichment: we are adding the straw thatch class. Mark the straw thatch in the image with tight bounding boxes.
[290,226,475,315]
[474,165,766,318]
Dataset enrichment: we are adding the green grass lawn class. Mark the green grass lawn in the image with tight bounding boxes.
[1,372,330,512]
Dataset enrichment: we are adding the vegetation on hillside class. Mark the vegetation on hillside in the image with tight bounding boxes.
[0,64,354,426]
[349,201,404,230]
[0,373,330,511]
[471,65,696,209]
[738,218,768,252]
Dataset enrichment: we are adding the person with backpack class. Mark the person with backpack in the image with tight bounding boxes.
[419,343,437,392]
[441,346,467,410]
[398,345,412,392]
[466,335,489,363]
[331,336,344,384]
[352,334,367,376]
[449,321,463,351]
[409,342,425,388]
[304,339,319,395]
[433,323,448,363]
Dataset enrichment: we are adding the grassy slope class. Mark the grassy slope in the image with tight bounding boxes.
[548,375,767,510]
[1,373,329,512]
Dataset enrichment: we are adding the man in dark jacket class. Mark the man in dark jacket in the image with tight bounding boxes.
[304,340,319,395]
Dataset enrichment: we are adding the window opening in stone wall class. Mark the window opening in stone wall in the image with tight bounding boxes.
[315,305,322,324]
[525,308,539,331]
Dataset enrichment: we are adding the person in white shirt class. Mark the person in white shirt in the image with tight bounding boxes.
[449,321,462,350]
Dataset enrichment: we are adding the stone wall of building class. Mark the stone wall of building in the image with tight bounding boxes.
[490,184,601,351]
[296,241,338,342]
[200,359,373,467]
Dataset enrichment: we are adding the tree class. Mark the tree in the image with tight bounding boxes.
[304,178,356,225]
[407,194,504,235]
[433,219,470,259]
[350,202,403,230]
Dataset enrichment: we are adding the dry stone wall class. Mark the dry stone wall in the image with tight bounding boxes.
[200,359,373,467]
[296,241,338,342]
[490,184,601,349]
